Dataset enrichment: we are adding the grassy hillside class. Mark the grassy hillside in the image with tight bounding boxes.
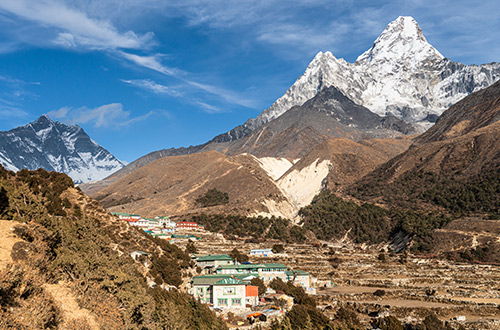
[0,166,226,330]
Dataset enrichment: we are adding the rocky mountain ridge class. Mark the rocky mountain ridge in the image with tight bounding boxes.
[0,115,125,183]
[207,85,415,158]
[349,79,500,213]
[213,16,500,143]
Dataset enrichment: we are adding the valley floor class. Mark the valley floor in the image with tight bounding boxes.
[175,230,500,330]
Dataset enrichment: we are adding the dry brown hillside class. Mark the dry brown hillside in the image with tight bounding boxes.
[416,79,500,145]
[348,79,500,218]
[352,80,500,186]
[91,136,413,219]
[283,137,413,191]
[94,151,293,218]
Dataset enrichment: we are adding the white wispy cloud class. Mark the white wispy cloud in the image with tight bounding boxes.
[186,80,257,108]
[0,106,30,119]
[120,53,258,109]
[47,103,154,128]
[119,52,181,76]
[121,79,183,97]
[0,0,153,50]
[0,74,39,121]
[193,101,223,114]
[0,0,258,110]
[120,78,234,114]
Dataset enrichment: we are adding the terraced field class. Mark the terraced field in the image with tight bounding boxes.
[176,230,500,329]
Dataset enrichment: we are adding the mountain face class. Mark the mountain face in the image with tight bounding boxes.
[350,79,500,211]
[213,16,500,143]
[415,79,500,145]
[212,85,415,158]
[0,115,125,183]
[93,151,297,218]
[91,136,411,219]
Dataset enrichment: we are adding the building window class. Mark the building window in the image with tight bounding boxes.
[231,298,241,306]
[218,298,228,306]
[197,288,203,295]
[223,287,235,295]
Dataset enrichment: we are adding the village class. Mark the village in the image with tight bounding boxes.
[113,212,317,327]
[114,212,500,329]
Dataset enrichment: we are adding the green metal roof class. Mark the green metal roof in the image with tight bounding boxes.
[192,275,244,286]
[112,212,131,216]
[216,263,287,270]
[214,277,245,285]
[217,264,262,270]
[232,273,259,281]
[196,254,233,262]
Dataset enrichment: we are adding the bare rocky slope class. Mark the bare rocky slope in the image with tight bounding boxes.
[94,151,296,218]
[354,79,500,186]
[91,134,411,219]
[88,86,415,219]
[206,86,414,159]
[82,86,414,198]
[349,79,500,219]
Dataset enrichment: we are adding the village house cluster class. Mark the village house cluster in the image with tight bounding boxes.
[118,212,316,317]
[189,254,316,312]
[112,212,204,241]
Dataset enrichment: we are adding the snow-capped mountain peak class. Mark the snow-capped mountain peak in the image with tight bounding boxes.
[0,115,125,183]
[356,16,444,65]
[208,16,499,146]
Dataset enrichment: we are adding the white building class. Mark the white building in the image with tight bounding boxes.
[192,275,246,309]
[250,248,274,257]
[155,216,176,228]
[196,254,235,269]
[215,263,287,284]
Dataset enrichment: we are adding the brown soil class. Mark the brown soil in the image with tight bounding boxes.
[0,220,22,270]
[44,282,99,330]
[357,299,457,308]
[294,137,413,191]
[1,219,99,329]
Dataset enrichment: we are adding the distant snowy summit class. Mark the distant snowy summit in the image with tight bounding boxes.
[214,16,500,142]
[0,115,125,183]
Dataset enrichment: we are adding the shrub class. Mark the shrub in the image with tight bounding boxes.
[371,315,404,330]
[272,244,285,254]
[250,277,266,297]
[195,188,229,207]
[229,248,249,263]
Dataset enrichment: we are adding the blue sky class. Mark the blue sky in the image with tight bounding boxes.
[0,0,499,162]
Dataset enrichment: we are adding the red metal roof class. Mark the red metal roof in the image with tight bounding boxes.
[245,285,259,297]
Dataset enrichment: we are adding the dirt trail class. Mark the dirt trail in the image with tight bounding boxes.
[44,283,100,330]
[1,219,99,329]
[0,220,22,270]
